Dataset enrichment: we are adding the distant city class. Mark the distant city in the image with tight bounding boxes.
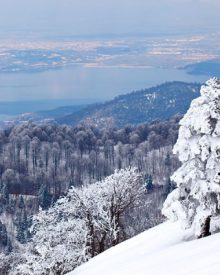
[0,32,219,73]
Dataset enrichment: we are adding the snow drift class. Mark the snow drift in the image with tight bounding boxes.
[69,221,220,275]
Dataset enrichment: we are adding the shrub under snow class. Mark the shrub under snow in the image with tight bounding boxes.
[12,168,144,275]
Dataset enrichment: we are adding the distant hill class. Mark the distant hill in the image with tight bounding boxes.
[0,99,99,116]
[35,105,87,119]
[56,81,201,128]
[183,60,220,76]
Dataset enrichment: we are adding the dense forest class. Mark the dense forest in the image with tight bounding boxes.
[0,115,180,254]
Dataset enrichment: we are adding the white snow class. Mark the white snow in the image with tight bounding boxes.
[163,78,220,237]
[69,221,220,275]
[68,78,220,275]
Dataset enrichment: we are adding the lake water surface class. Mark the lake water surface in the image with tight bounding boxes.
[0,66,209,102]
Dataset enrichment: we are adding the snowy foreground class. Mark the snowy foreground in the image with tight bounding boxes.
[69,221,220,275]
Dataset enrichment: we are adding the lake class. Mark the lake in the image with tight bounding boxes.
[0,66,209,103]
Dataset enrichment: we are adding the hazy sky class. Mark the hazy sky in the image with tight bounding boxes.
[0,0,219,37]
[0,0,218,102]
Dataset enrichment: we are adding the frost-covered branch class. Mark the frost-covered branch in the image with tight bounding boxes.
[163,78,220,238]
[12,168,144,274]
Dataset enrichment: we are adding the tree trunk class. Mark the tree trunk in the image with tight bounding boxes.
[198,216,211,238]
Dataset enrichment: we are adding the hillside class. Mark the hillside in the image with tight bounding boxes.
[70,78,220,275]
[0,117,180,253]
[0,99,96,116]
[183,60,220,76]
[57,82,201,128]
[70,221,220,275]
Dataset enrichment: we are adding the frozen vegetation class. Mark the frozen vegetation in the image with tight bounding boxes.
[163,77,220,237]
[2,78,220,274]
[0,117,179,253]
[71,77,220,275]
[0,168,153,274]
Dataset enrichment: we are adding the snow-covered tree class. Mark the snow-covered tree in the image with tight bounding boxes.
[13,168,144,274]
[163,78,220,238]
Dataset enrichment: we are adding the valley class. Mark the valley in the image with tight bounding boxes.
[1,0,220,274]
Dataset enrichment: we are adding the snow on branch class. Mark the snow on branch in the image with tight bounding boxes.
[163,77,220,238]
[13,168,144,274]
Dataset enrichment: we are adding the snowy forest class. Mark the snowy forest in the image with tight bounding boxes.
[66,77,220,275]
[0,115,180,273]
[2,77,220,274]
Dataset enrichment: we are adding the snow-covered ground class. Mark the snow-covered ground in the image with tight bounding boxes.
[70,221,220,275]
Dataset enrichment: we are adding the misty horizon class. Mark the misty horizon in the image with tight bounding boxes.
[0,0,219,38]
[0,0,218,101]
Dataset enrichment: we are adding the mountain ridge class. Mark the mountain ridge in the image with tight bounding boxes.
[56,81,201,128]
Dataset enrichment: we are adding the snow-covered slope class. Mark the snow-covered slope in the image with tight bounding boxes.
[70,222,220,275]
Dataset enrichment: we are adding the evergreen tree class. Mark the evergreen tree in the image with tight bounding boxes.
[163,177,175,197]
[38,184,53,209]
[6,239,12,254]
[18,196,25,209]
[16,223,25,244]
[2,183,9,206]
[0,221,8,247]
[163,78,220,238]
[16,210,29,244]
[145,175,154,192]
[165,153,171,169]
